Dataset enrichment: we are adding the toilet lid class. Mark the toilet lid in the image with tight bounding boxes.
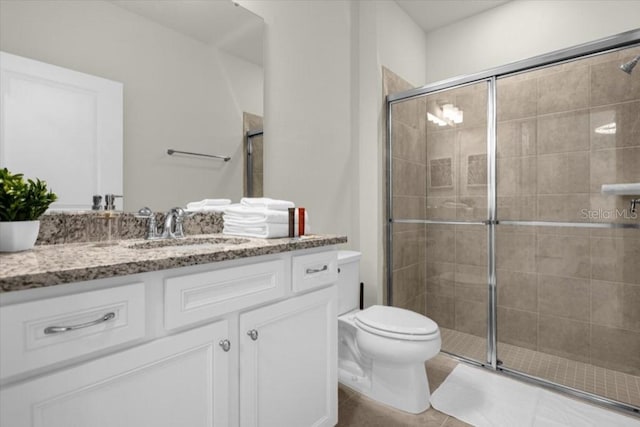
[355,306,439,337]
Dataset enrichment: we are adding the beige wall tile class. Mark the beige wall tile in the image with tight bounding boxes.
[538,275,590,321]
[591,324,640,376]
[396,292,427,317]
[392,120,425,164]
[393,263,426,306]
[537,194,590,222]
[590,147,640,194]
[382,66,413,95]
[455,264,487,303]
[455,227,486,267]
[591,280,640,333]
[590,59,640,107]
[537,110,590,154]
[457,127,487,198]
[591,237,640,285]
[538,151,589,194]
[537,233,590,279]
[426,196,457,221]
[591,101,640,150]
[426,293,455,329]
[537,65,589,115]
[426,225,455,263]
[392,196,426,224]
[452,82,488,129]
[538,315,590,363]
[497,269,537,311]
[497,195,537,221]
[497,307,538,350]
[497,156,537,196]
[393,229,426,269]
[426,262,455,297]
[497,119,537,158]
[497,77,537,121]
[393,157,426,197]
[496,230,536,273]
[455,299,487,338]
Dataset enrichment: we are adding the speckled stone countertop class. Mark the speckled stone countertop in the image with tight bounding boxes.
[0,234,347,293]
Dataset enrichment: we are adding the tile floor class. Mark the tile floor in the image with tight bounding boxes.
[337,354,471,426]
[337,329,640,426]
[442,327,640,408]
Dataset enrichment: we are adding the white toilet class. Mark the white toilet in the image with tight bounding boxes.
[337,251,441,414]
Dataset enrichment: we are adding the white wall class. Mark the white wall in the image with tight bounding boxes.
[424,0,640,83]
[0,0,262,212]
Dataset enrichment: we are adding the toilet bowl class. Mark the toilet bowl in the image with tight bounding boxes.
[336,251,441,414]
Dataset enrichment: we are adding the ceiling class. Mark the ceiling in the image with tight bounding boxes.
[395,0,510,33]
[110,0,263,65]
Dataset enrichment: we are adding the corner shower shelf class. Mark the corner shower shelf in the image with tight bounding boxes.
[600,183,640,195]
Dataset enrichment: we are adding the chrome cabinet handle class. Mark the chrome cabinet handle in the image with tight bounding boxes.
[219,339,231,352]
[44,312,116,335]
[247,329,259,341]
[306,265,328,274]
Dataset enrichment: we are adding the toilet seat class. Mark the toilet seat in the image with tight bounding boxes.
[354,306,439,341]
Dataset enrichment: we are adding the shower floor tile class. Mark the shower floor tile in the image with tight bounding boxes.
[440,327,640,409]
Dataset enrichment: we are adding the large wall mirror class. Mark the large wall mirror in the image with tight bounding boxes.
[0,0,263,212]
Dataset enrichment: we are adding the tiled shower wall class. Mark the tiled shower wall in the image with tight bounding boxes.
[384,67,428,314]
[386,45,640,376]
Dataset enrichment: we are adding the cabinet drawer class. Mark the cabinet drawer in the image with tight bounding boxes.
[0,282,145,380]
[292,251,338,293]
[164,259,286,330]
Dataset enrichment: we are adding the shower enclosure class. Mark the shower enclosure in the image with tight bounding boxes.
[386,30,640,415]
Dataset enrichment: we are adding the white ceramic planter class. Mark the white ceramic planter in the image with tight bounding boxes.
[0,220,40,252]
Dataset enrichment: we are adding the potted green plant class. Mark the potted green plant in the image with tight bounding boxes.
[0,168,57,252]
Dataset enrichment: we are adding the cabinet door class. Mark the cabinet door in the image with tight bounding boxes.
[1,321,230,427]
[240,286,337,427]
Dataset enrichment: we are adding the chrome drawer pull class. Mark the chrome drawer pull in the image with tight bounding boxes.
[44,312,116,335]
[306,265,328,274]
[247,329,259,341]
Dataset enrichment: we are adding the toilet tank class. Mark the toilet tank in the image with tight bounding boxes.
[337,250,362,315]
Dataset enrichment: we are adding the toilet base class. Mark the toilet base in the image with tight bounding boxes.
[339,360,431,414]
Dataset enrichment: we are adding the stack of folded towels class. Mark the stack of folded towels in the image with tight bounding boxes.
[223,198,307,238]
[185,199,232,212]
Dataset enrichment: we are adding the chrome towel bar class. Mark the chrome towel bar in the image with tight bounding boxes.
[167,149,230,162]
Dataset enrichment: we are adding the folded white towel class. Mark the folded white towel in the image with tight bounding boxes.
[223,223,289,239]
[240,197,294,211]
[224,206,308,224]
[186,199,232,209]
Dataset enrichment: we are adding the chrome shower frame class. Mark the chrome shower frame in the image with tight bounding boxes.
[386,28,640,416]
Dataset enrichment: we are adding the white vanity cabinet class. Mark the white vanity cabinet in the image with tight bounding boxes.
[0,248,339,427]
[239,285,337,427]
[0,321,231,427]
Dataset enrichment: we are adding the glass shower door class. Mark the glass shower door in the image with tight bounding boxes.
[388,80,490,365]
[495,45,640,409]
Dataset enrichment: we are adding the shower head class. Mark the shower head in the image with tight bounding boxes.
[620,55,640,74]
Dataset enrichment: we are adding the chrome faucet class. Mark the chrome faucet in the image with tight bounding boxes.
[160,207,187,239]
[135,207,188,240]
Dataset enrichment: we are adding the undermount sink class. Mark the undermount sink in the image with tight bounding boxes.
[127,236,250,250]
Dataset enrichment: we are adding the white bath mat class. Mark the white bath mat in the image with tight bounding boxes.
[430,364,640,427]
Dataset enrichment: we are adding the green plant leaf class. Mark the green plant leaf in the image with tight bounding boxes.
[0,168,57,221]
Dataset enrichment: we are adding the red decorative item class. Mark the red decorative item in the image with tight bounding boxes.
[298,207,305,237]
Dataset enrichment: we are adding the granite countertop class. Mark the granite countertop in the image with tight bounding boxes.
[0,234,347,293]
